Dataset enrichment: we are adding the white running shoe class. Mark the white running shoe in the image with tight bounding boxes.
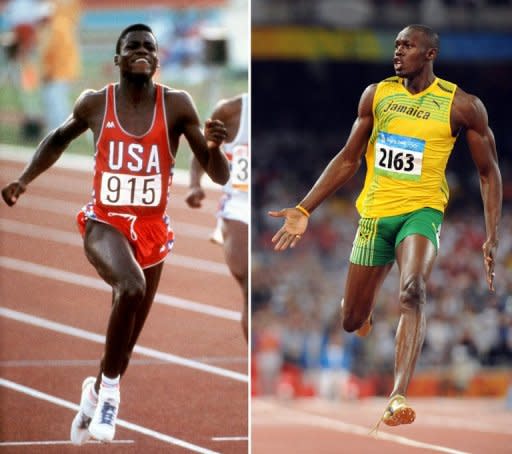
[70,377,98,445]
[209,221,224,245]
[88,387,120,442]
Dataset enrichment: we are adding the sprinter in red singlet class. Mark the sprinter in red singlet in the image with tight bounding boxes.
[1,24,230,444]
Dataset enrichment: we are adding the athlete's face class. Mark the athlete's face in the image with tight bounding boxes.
[393,28,435,78]
[116,31,159,79]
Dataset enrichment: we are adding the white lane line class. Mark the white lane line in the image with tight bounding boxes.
[211,437,248,441]
[254,401,470,454]
[0,440,135,446]
[0,219,230,276]
[0,256,239,321]
[0,357,247,368]
[0,307,248,383]
[0,145,221,190]
[9,193,218,229]
[0,378,220,454]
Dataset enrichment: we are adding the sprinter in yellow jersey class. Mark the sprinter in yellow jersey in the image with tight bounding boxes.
[269,25,502,427]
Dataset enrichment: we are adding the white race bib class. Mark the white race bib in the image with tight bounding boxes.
[100,172,162,206]
[374,132,425,181]
[230,145,249,191]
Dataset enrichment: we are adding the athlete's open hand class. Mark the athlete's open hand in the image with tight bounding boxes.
[482,237,498,291]
[204,119,227,148]
[185,186,206,208]
[268,207,309,251]
[1,181,26,207]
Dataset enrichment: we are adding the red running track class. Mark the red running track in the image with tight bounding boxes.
[252,396,512,453]
[0,149,248,453]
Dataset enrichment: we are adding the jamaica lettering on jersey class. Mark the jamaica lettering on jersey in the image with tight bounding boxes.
[356,76,457,218]
[90,83,174,218]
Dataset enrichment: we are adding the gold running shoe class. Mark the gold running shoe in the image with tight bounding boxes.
[382,394,416,426]
[356,314,373,337]
[370,394,415,434]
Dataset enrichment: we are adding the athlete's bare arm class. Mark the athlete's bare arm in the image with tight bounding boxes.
[269,84,377,251]
[185,96,242,208]
[1,89,103,206]
[165,89,229,186]
[452,88,502,291]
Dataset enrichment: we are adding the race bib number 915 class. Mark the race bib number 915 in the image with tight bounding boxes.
[374,132,425,181]
[231,145,249,191]
[100,172,161,206]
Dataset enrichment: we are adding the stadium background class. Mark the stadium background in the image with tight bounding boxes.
[0,0,248,169]
[251,0,512,407]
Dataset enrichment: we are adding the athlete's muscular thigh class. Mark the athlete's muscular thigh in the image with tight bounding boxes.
[221,219,248,282]
[342,262,392,331]
[84,220,143,287]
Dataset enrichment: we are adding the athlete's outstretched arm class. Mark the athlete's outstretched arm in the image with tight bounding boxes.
[458,93,502,291]
[176,92,230,186]
[269,84,376,251]
[1,90,92,206]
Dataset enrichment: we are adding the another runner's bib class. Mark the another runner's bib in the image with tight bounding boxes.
[230,144,249,191]
[223,93,249,195]
[356,76,457,217]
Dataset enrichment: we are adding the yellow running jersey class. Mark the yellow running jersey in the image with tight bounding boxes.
[355,76,457,217]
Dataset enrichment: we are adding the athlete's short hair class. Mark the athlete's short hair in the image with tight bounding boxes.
[405,24,440,50]
[115,24,156,54]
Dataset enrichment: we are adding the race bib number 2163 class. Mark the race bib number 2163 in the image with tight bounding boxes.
[374,132,425,181]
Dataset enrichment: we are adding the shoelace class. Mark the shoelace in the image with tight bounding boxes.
[99,401,117,425]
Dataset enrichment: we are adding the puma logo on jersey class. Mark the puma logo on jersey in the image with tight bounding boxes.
[106,121,115,128]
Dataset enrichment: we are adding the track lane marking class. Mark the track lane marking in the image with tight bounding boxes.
[0,440,135,446]
[0,219,230,275]
[0,378,220,453]
[0,307,248,383]
[253,400,471,454]
[211,437,249,441]
[0,146,221,190]
[0,256,239,320]
[5,193,218,229]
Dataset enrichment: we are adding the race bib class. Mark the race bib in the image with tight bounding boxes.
[230,145,249,191]
[374,132,425,181]
[100,172,162,206]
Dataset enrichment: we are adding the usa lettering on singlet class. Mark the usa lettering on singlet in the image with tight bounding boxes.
[91,83,174,218]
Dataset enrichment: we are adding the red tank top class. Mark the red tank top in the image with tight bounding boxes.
[91,83,174,218]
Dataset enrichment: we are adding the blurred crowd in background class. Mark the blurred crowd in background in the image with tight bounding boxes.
[1,0,81,138]
[0,0,248,144]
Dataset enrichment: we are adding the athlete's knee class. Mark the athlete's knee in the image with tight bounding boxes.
[399,275,426,312]
[114,273,146,307]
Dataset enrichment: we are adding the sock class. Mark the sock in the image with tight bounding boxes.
[100,374,120,399]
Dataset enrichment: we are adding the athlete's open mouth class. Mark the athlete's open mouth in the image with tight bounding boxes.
[133,57,151,65]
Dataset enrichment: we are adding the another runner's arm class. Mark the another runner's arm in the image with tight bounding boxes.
[1,90,93,206]
[458,92,502,290]
[187,99,228,189]
[297,84,376,214]
[178,92,230,186]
